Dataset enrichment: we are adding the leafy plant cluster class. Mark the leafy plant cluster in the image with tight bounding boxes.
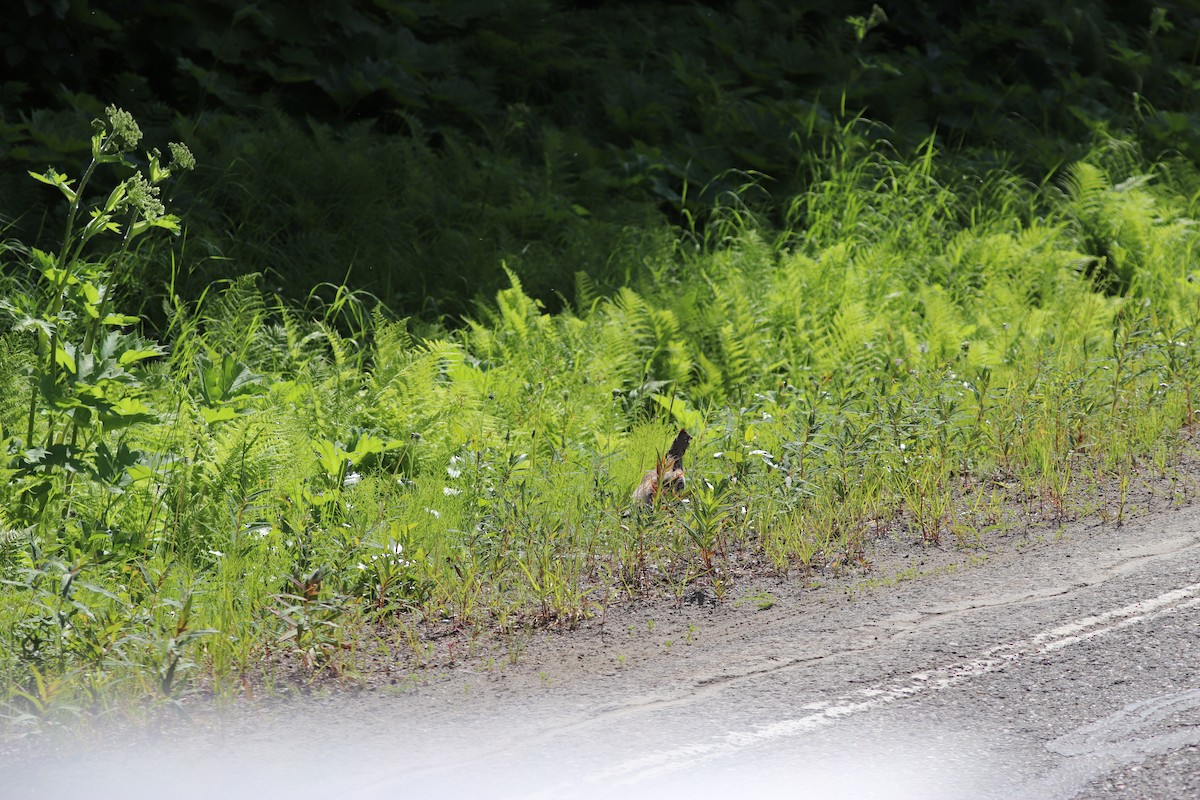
[2,1,1197,317]
[2,108,1199,725]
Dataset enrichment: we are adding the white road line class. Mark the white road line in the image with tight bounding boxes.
[555,580,1200,792]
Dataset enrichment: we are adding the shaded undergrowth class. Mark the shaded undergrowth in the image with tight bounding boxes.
[6,2,1198,318]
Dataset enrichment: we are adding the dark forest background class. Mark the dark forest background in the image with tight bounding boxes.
[3,0,1198,320]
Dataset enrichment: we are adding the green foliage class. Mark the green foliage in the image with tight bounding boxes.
[3,2,1198,318]
[4,97,1200,730]
[1,107,193,533]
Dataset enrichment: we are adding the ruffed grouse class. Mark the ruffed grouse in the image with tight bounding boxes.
[632,429,692,505]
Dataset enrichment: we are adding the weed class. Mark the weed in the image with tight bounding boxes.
[3,110,1200,727]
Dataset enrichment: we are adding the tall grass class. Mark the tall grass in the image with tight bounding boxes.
[2,115,1199,728]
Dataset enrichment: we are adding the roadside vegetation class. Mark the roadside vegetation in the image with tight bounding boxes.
[1,1,1199,733]
[3,107,1199,729]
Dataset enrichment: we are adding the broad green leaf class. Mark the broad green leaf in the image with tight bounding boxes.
[28,168,77,202]
[118,345,165,366]
[109,397,153,417]
[103,313,140,326]
[38,374,82,409]
[82,282,102,306]
[197,354,264,404]
[22,444,86,474]
[128,215,181,240]
[314,438,350,475]
[91,440,142,490]
[349,433,384,462]
[101,400,157,429]
[125,463,158,483]
[56,342,77,374]
[41,267,75,288]
[200,406,238,424]
[652,392,704,431]
[11,314,53,337]
[30,248,58,272]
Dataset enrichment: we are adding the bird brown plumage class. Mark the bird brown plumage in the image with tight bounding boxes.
[632,429,692,505]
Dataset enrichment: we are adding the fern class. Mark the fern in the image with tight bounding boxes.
[574,270,603,314]
[199,273,268,363]
[11,111,1200,712]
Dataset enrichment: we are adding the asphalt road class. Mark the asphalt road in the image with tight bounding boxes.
[6,503,1200,799]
